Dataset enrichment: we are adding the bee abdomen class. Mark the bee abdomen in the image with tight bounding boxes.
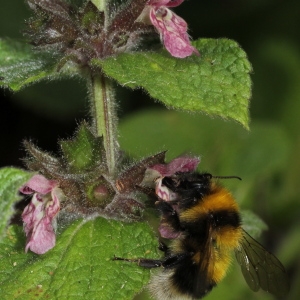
[149,265,215,300]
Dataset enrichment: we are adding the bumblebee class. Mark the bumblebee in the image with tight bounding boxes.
[115,172,289,299]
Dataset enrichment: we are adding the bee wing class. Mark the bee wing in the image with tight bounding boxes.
[235,229,289,298]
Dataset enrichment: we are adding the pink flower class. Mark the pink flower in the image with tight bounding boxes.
[142,156,200,239]
[20,174,63,254]
[151,155,200,177]
[145,0,199,58]
[142,155,200,200]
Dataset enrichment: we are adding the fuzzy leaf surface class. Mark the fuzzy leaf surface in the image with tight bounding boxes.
[0,39,74,91]
[94,38,252,128]
[0,218,158,300]
[0,168,31,239]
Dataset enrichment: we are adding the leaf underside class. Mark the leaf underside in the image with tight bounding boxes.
[0,39,77,91]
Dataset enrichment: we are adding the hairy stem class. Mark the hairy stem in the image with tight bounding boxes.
[91,75,118,175]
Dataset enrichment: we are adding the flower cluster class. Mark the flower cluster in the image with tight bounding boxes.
[20,137,166,254]
[26,0,198,68]
[19,148,199,254]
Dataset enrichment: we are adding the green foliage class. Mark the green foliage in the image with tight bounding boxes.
[0,218,159,300]
[0,39,56,91]
[119,109,289,201]
[0,168,31,239]
[0,38,251,129]
[1,1,299,299]
[0,39,78,91]
[241,210,268,239]
[94,38,251,128]
[60,122,104,172]
[90,0,104,11]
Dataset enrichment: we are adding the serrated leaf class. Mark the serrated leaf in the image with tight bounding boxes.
[0,168,32,239]
[0,218,159,300]
[94,38,252,128]
[0,39,76,91]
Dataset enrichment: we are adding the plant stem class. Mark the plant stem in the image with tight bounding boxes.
[91,0,109,28]
[90,1,117,175]
[91,75,118,175]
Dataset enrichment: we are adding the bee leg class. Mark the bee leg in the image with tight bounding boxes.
[113,252,190,269]
[158,240,170,254]
[162,252,191,269]
[113,256,164,268]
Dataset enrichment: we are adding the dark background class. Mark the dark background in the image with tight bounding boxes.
[0,0,299,166]
[1,1,299,299]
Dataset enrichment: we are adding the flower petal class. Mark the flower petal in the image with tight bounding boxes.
[150,7,199,58]
[165,0,185,8]
[149,0,184,8]
[151,156,200,177]
[25,216,56,254]
[159,221,181,239]
[21,185,62,254]
[46,188,61,219]
[22,193,44,235]
[20,174,57,195]
[155,178,177,201]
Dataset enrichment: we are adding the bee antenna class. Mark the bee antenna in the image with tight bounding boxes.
[212,175,242,181]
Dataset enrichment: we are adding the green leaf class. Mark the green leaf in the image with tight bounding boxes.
[60,122,104,172]
[94,38,252,128]
[0,168,31,239]
[0,39,76,91]
[0,218,159,300]
[90,0,104,11]
[240,210,268,239]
